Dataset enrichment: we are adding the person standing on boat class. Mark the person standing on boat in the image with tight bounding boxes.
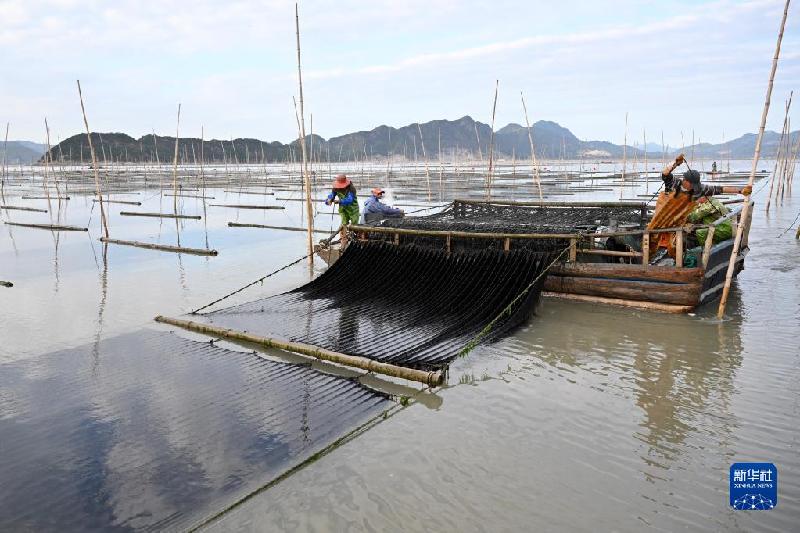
[325,174,359,246]
[363,188,404,223]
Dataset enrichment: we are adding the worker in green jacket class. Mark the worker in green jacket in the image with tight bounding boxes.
[325,174,359,246]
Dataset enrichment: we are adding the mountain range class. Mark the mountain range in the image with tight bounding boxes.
[30,117,800,164]
[1,141,46,164]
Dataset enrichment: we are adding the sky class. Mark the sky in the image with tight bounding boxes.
[1,0,798,147]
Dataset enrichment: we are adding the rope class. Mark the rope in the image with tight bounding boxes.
[458,244,572,358]
[190,226,341,315]
[777,207,800,238]
[406,202,450,214]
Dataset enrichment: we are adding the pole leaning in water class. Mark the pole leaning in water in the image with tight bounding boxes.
[295,3,314,266]
[717,0,791,319]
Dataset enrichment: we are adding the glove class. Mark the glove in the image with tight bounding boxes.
[741,185,752,196]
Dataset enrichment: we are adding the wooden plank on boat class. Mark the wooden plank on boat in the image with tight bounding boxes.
[227,222,330,233]
[544,276,701,306]
[550,263,704,283]
[210,204,285,210]
[4,222,88,231]
[0,205,47,213]
[100,238,218,256]
[542,291,694,313]
[119,211,201,220]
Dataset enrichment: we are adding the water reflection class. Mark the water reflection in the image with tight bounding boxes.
[0,331,390,531]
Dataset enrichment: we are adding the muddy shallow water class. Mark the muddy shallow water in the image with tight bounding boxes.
[1,162,798,531]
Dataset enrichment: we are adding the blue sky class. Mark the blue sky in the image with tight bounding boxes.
[1,0,798,146]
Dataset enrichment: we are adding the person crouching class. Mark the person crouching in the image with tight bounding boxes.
[364,188,404,223]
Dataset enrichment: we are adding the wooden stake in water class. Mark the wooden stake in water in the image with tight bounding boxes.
[486,80,499,198]
[643,128,649,194]
[416,122,431,200]
[172,104,181,215]
[620,112,628,199]
[520,92,542,199]
[718,0,790,319]
[295,3,314,266]
[1,123,8,200]
[474,122,483,162]
[76,80,109,239]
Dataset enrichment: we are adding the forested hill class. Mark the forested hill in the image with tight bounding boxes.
[42,116,792,163]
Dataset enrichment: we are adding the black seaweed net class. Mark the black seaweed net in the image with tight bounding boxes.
[205,241,558,371]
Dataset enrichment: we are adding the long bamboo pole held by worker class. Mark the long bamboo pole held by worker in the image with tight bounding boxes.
[294,3,314,267]
[717,0,791,319]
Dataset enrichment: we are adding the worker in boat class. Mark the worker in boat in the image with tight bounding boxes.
[712,161,718,174]
[648,154,751,264]
[325,174,359,246]
[661,154,750,200]
[363,188,404,223]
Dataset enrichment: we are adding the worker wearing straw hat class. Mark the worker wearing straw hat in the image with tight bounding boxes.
[325,174,359,245]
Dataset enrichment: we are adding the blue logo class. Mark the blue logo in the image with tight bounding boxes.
[730,463,777,510]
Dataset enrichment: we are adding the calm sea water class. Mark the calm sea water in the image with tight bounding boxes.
[1,161,798,531]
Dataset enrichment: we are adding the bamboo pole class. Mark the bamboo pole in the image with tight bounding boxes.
[1,123,7,194]
[119,211,201,219]
[416,123,431,200]
[474,122,483,162]
[172,104,181,215]
[5,222,87,231]
[154,315,444,386]
[521,91,543,199]
[294,3,315,266]
[643,128,648,194]
[1,205,48,213]
[77,80,109,238]
[92,199,142,205]
[101,238,218,255]
[620,112,628,199]
[486,80,499,198]
[227,222,330,233]
[210,204,285,210]
[766,92,792,212]
[718,0,790,319]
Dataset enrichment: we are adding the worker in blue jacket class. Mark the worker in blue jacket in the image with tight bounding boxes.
[364,188,404,222]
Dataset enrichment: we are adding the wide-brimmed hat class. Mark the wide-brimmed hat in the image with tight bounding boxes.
[371,187,385,196]
[332,174,351,188]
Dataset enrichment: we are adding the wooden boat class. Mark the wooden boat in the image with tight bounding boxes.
[317,198,753,313]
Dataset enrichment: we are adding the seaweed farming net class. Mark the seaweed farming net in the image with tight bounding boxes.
[384,200,648,234]
[360,201,646,253]
[0,330,390,531]
[204,241,558,371]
